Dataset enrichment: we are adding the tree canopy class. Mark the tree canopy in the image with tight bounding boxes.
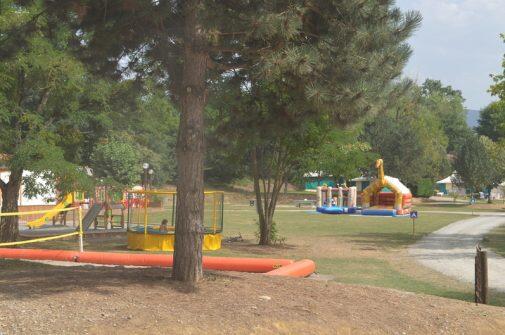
[362,79,453,191]
[0,1,98,241]
[476,101,505,142]
[453,134,495,194]
[490,34,505,100]
[207,1,421,244]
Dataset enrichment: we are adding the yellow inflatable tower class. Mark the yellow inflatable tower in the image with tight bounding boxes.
[361,159,412,215]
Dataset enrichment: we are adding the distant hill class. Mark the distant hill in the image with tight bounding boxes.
[466,109,480,128]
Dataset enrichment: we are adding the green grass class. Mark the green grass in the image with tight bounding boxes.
[415,201,505,213]
[223,208,468,248]
[8,203,505,306]
[483,225,505,258]
[316,257,471,300]
[314,256,505,306]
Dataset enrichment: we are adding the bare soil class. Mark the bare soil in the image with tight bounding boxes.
[1,262,505,335]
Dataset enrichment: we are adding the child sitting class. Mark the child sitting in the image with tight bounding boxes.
[159,219,169,232]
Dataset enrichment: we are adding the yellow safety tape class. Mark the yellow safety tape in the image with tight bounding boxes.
[0,206,79,217]
[0,232,79,247]
[127,190,224,195]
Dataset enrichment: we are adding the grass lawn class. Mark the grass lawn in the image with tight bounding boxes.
[415,201,505,213]
[11,201,505,306]
[483,225,505,258]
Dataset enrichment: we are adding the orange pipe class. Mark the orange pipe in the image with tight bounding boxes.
[265,259,316,278]
[201,256,293,272]
[0,248,297,274]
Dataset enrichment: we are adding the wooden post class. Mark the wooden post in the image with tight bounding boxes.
[475,245,488,304]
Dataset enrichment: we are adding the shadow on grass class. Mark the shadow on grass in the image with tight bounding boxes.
[344,231,505,254]
[483,225,505,258]
[313,257,505,305]
[342,232,421,249]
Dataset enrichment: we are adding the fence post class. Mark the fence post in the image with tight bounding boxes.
[475,245,488,304]
[78,206,84,252]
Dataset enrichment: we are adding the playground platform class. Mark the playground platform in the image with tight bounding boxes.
[19,225,126,240]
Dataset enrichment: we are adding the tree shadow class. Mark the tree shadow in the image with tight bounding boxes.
[342,232,422,249]
[221,241,297,256]
[0,261,243,300]
[343,231,489,251]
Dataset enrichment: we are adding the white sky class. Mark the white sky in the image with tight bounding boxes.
[396,0,505,110]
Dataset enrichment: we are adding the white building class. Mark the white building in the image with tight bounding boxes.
[0,171,56,208]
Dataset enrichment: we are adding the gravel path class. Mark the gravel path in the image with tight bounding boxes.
[409,215,505,291]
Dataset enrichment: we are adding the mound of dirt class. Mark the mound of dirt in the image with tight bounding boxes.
[1,262,505,334]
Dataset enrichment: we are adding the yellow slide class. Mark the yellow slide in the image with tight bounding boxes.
[27,193,74,229]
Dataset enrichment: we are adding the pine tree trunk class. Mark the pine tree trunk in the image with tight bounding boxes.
[0,170,23,243]
[172,0,208,284]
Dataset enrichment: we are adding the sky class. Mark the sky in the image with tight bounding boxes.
[396,0,505,110]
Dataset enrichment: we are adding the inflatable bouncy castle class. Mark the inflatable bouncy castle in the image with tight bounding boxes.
[361,159,412,216]
[316,186,358,214]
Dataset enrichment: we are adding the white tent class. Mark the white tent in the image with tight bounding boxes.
[0,171,56,207]
[435,174,466,196]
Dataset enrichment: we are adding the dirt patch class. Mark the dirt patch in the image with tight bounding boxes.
[1,262,505,335]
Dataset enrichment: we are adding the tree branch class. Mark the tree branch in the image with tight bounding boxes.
[36,88,51,114]
[0,178,6,192]
[207,59,247,71]
[0,10,46,45]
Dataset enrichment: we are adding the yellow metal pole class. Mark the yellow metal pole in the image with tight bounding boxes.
[212,193,217,234]
[78,206,84,252]
[144,193,148,235]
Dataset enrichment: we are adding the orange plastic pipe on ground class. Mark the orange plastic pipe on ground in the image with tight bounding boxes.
[265,259,316,277]
[0,248,311,276]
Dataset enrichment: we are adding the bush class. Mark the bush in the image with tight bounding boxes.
[416,179,435,197]
[254,220,286,245]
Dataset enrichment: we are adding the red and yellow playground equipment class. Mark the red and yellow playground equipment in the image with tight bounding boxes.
[361,159,412,216]
[126,189,224,251]
[27,192,85,229]
[0,200,315,278]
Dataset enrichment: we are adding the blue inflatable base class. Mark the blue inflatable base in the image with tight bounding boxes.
[316,206,357,215]
[361,209,397,217]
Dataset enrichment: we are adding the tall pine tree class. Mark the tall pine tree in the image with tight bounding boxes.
[41,0,420,282]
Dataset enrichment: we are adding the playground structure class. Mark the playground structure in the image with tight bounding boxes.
[361,159,412,216]
[27,192,84,229]
[90,186,125,230]
[0,202,314,277]
[316,186,358,214]
[25,186,126,231]
[126,189,224,251]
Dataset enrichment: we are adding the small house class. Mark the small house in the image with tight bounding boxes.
[349,176,372,192]
[303,172,335,191]
[435,174,466,196]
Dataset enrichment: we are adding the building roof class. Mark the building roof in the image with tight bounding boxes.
[303,172,334,178]
[436,173,459,184]
[351,176,372,182]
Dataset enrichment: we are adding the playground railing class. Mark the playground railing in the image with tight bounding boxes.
[0,206,84,251]
[126,190,224,235]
